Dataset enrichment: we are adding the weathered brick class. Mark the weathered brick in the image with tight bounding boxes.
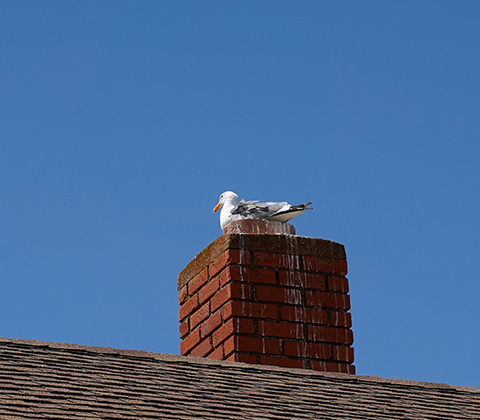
[307,326,354,345]
[180,328,200,355]
[210,249,250,278]
[253,251,300,270]
[323,362,352,373]
[179,294,199,322]
[200,310,222,339]
[178,285,188,305]
[310,360,327,371]
[306,291,351,310]
[211,320,244,348]
[190,302,211,330]
[225,352,236,362]
[179,318,189,339]
[207,345,224,360]
[179,234,354,375]
[280,306,327,325]
[329,311,352,328]
[327,276,349,293]
[210,287,230,313]
[259,321,304,339]
[212,318,255,347]
[234,336,280,354]
[190,336,213,357]
[222,301,278,321]
[303,256,348,275]
[278,271,325,290]
[235,353,258,364]
[210,283,253,312]
[188,267,209,295]
[311,360,354,373]
[331,345,354,363]
[244,267,277,284]
[256,285,303,305]
[283,342,330,359]
[198,277,220,306]
[223,336,236,357]
[219,266,241,286]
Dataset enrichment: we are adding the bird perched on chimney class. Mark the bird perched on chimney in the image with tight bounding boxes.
[213,191,313,230]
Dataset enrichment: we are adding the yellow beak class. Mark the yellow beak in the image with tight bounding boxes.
[213,202,222,213]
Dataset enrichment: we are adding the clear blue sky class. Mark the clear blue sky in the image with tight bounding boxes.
[1,1,479,388]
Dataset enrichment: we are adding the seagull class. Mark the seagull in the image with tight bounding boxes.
[213,191,313,230]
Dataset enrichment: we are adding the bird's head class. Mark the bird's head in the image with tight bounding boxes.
[213,191,238,212]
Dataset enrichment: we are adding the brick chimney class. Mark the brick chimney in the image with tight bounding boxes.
[177,219,355,373]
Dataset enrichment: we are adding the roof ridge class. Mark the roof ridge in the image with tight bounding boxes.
[1,336,478,393]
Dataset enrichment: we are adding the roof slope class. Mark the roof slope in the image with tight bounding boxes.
[0,338,479,420]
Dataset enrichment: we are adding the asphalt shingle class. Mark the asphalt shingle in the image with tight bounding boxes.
[0,337,478,419]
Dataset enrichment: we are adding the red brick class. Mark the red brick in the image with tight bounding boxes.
[225,352,236,362]
[210,254,226,279]
[210,287,230,313]
[327,276,349,293]
[180,328,200,355]
[213,265,245,287]
[178,285,188,305]
[207,345,224,360]
[216,326,280,356]
[190,336,213,357]
[188,267,209,295]
[256,285,286,303]
[280,306,327,325]
[311,360,353,373]
[262,338,281,355]
[324,362,352,373]
[283,342,330,359]
[311,360,328,371]
[236,353,258,364]
[198,277,220,306]
[259,356,304,369]
[211,283,253,312]
[253,251,300,270]
[179,318,189,339]
[210,249,250,278]
[259,321,304,340]
[190,302,211,330]
[329,311,352,328]
[245,267,277,284]
[256,285,303,305]
[218,266,240,286]
[303,256,348,275]
[235,336,280,354]
[223,336,239,360]
[222,301,278,321]
[331,345,355,363]
[305,291,351,310]
[220,265,277,285]
[200,310,222,339]
[307,326,354,345]
[278,271,325,290]
[213,318,248,347]
[212,318,255,347]
[179,293,199,321]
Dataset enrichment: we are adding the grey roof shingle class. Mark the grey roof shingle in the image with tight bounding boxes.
[0,337,478,419]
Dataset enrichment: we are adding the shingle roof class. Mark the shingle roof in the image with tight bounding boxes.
[0,337,479,420]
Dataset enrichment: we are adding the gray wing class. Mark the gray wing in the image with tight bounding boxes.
[231,200,290,220]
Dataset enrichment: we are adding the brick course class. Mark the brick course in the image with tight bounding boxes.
[178,225,355,374]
